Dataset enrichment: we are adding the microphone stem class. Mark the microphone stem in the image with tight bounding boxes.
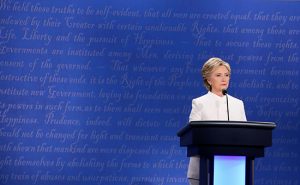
[226,94,229,121]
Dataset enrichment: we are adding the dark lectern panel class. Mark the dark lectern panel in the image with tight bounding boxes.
[178,121,276,157]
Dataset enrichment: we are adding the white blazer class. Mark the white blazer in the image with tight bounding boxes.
[187,91,247,179]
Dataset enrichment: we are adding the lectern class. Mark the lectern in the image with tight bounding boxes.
[177,121,276,185]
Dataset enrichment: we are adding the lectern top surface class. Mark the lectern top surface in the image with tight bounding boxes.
[177,121,276,137]
[189,120,276,127]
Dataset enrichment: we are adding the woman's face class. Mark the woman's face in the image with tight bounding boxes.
[207,65,230,95]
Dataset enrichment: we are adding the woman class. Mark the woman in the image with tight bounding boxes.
[187,57,247,185]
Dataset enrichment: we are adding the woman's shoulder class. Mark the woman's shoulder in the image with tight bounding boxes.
[227,94,244,104]
[192,93,210,103]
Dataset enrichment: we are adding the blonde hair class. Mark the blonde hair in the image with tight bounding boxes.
[201,57,231,91]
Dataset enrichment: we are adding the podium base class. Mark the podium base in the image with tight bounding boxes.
[198,155,253,185]
[214,156,246,185]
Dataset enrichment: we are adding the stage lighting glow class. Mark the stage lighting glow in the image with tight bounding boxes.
[214,155,246,185]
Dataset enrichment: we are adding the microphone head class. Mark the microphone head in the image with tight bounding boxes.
[222,89,227,95]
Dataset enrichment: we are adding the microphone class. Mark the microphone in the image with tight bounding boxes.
[222,89,230,121]
[222,89,227,96]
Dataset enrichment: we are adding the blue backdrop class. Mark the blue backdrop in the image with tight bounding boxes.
[0,0,299,184]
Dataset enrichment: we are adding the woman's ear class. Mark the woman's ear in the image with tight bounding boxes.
[207,78,211,86]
